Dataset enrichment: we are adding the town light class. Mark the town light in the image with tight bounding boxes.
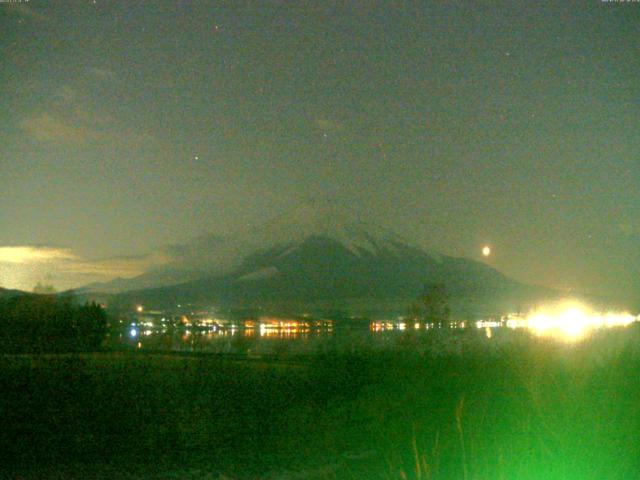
[524,300,636,342]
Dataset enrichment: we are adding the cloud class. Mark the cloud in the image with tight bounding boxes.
[20,65,164,150]
[20,109,161,150]
[21,90,158,148]
[20,112,104,145]
[65,254,159,277]
[0,246,79,291]
[0,246,165,291]
[0,246,76,264]
[20,107,145,144]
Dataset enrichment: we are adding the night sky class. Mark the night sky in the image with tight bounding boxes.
[1,1,638,302]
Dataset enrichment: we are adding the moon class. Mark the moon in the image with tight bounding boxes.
[482,245,491,257]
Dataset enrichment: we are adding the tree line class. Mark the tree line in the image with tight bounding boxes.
[407,283,452,325]
[0,294,107,353]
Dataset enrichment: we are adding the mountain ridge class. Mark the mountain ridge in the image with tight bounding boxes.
[0,287,28,299]
[82,205,556,316]
[83,204,442,294]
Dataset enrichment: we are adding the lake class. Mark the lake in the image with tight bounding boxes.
[108,309,639,357]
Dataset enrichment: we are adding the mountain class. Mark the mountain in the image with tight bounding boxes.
[78,268,203,295]
[0,287,29,299]
[86,204,438,294]
[96,205,554,317]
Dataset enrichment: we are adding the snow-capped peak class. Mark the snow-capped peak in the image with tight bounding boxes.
[157,203,435,276]
[246,203,411,256]
[84,204,440,293]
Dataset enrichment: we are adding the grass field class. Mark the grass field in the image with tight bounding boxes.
[1,326,640,479]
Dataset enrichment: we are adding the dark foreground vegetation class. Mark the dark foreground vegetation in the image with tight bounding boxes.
[1,327,640,479]
[0,294,107,353]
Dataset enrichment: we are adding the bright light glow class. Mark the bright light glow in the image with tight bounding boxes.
[482,245,491,257]
[136,305,144,313]
[129,328,137,337]
[0,246,76,264]
[524,300,636,342]
[476,320,502,328]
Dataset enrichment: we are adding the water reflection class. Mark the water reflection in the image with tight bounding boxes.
[113,317,337,353]
[112,302,638,353]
